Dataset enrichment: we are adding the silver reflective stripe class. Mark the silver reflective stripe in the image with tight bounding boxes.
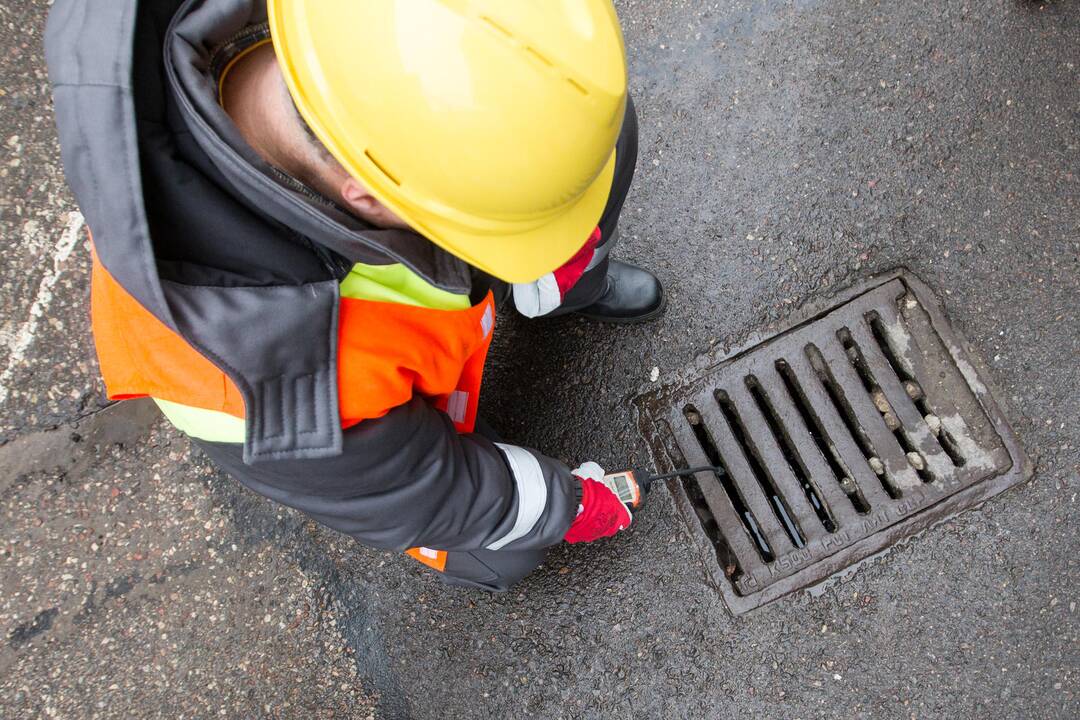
[487,443,549,550]
[446,390,468,424]
[585,228,617,272]
[511,273,561,318]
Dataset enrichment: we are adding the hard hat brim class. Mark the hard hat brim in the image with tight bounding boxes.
[383,149,617,284]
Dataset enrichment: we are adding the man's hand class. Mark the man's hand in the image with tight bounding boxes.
[564,462,633,544]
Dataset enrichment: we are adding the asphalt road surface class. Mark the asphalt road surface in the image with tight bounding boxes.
[1,0,1077,719]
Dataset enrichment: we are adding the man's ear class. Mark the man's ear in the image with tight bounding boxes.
[340,177,379,215]
[338,176,410,229]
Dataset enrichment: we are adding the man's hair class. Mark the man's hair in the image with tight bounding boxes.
[273,79,343,198]
[284,85,334,163]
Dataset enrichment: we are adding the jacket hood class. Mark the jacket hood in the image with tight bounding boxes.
[46,0,471,462]
[164,0,473,292]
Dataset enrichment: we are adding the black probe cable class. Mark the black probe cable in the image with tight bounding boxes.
[641,465,722,486]
[646,465,722,481]
[641,465,824,548]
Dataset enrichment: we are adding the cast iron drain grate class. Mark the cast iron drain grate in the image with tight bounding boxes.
[635,270,1032,614]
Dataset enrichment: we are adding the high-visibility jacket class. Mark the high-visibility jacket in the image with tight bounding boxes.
[45,0,636,556]
[90,244,495,440]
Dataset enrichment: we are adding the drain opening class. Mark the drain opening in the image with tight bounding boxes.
[659,423,744,580]
[774,359,871,514]
[684,405,775,562]
[665,457,742,579]
[745,376,837,532]
[866,312,967,467]
[837,328,934,483]
[714,390,807,549]
[805,344,902,499]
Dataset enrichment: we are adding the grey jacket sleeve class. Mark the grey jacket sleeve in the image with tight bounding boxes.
[194,396,579,552]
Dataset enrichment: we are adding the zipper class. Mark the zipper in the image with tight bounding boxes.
[208,22,271,86]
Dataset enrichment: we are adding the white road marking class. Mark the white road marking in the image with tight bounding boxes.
[0,211,86,408]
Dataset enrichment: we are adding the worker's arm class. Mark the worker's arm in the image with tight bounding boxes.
[194,396,581,552]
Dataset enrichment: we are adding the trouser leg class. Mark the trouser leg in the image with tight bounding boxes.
[434,548,549,592]
[545,95,640,314]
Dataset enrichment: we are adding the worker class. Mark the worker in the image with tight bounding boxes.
[45,0,662,591]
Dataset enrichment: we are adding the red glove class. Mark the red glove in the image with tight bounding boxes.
[564,462,633,544]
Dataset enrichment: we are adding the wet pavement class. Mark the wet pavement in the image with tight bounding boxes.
[2,0,1078,718]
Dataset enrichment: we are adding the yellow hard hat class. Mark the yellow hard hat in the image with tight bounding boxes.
[267,0,628,283]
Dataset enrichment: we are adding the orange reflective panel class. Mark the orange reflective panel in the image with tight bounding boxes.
[405,546,448,573]
[89,235,495,434]
[90,244,246,416]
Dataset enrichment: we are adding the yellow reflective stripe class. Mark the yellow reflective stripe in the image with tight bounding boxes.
[340,262,470,310]
[154,398,246,444]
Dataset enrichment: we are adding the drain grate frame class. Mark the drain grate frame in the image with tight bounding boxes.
[635,270,1032,615]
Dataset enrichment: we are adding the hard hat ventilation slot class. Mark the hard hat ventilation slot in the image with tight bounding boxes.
[364,150,400,186]
[479,15,513,39]
[566,78,590,96]
[525,46,554,67]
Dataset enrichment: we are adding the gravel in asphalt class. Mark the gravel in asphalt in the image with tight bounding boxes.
[0,403,377,719]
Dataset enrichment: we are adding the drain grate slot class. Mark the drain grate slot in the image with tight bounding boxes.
[773,360,871,516]
[806,343,905,500]
[867,312,967,468]
[837,327,935,484]
[636,272,1030,614]
[715,390,807,549]
[658,421,744,580]
[695,399,795,558]
[682,406,775,562]
[745,377,837,533]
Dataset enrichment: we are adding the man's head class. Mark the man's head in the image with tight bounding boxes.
[270,59,410,230]
[222,40,410,231]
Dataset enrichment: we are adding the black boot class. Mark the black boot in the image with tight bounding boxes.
[574,260,665,324]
